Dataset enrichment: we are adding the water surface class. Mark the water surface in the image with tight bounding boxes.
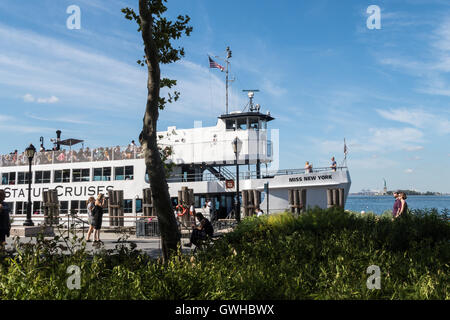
[345,195,450,215]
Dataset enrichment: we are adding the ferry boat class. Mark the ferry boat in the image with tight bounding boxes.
[0,92,351,227]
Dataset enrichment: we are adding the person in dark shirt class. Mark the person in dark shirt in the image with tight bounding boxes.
[397,192,408,218]
[392,191,401,218]
[184,212,214,248]
[0,190,11,247]
[330,157,337,171]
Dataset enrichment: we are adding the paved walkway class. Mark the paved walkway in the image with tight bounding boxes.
[2,230,195,258]
[2,227,234,258]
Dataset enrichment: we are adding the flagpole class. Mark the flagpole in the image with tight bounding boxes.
[225,46,232,115]
[343,138,348,167]
[226,60,229,115]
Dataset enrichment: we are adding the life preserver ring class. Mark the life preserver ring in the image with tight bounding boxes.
[176,204,188,216]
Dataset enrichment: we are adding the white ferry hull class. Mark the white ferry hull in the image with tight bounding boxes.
[1,158,350,226]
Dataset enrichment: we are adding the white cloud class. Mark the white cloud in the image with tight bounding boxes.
[405,168,414,173]
[366,127,424,152]
[379,16,450,100]
[402,145,424,152]
[37,96,59,104]
[348,157,399,170]
[0,114,13,122]
[23,93,59,104]
[376,107,450,135]
[25,113,92,125]
[0,23,146,113]
[314,127,424,156]
[376,108,431,127]
[0,23,246,121]
[23,93,35,102]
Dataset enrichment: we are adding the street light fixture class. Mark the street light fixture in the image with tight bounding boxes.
[23,143,36,226]
[232,137,242,222]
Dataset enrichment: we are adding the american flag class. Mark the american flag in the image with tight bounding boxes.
[209,56,225,71]
[344,138,348,156]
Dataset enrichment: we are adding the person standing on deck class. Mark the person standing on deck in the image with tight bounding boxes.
[305,161,312,173]
[330,157,337,171]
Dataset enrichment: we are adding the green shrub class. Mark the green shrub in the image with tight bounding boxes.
[0,208,448,299]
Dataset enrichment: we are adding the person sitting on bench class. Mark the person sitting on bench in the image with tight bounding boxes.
[184,212,214,248]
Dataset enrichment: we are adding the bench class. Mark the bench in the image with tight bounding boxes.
[193,233,223,252]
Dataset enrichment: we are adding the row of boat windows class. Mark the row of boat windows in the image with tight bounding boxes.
[0,166,134,185]
[225,118,267,130]
[5,199,142,215]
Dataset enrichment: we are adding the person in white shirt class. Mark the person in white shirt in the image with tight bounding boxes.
[255,206,264,217]
[206,199,216,222]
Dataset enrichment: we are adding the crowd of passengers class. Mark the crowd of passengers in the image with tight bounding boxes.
[0,143,142,166]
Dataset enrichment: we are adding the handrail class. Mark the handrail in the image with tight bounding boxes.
[0,145,144,167]
[167,166,348,182]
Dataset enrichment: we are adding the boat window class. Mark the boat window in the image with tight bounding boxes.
[71,200,87,214]
[136,199,143,213]
[60,201,68,215]
[104,167,112,180]
[249,118,259,130]
[17,172,31,185]
[35,171,50,184]
[93,168,102,181]
[54,169,70,183]
[1,172,16,185]
[15,201,26,215]
[226,119,236,130]
[237,118,247,130]
[123,199,133,214]
[115,167,124,180]
[33,201,42,214]
[114,166,134,180]
[94,167,112,181]
[125,166,134,180]
[72,169,90,182]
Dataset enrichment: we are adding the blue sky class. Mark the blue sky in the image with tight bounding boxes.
[0,0,449,193]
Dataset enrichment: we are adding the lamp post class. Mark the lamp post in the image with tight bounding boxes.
[232,137,241,222]
[23,144,36,226]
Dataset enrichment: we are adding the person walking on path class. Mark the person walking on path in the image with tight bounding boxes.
[85,196,95,242]
[0,190,11,248]
[92,193,106,244]
[396,192,408,218]
[392,191,401,218]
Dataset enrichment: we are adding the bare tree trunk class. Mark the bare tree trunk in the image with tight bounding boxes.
[138,0,180,262]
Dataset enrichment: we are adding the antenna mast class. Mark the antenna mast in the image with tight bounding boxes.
[225,46,234,114]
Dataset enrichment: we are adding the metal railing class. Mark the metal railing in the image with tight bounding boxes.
[0,145,144,167]
[167,166,347,183]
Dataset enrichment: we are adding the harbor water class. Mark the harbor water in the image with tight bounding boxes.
[345,195,450,215]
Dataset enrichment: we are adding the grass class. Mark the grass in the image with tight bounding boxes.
[0,207,448,299]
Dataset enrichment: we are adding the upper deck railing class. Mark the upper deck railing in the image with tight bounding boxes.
[0,145,144,167]
[166,166,348,183]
